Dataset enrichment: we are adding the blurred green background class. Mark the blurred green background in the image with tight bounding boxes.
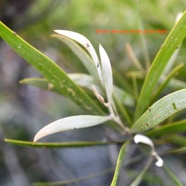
[0,0,186,185]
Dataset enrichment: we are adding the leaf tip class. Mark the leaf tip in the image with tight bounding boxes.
[155,156,164,167]
[175,12,183,23]
[54,30,62,34]
[33,129,46,142]
[33,134,40,143]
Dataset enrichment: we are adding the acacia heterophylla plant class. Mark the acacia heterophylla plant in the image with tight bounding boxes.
[33,30,164,169]
[33,30,128,142]
[1,10,186,186]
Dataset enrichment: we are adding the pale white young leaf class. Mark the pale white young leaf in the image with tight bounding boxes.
[53,34,99,79]
[155,155,164,167]
[134,134,164,167]
[34,115,111,142]
[134,134,154,148]
[54,30,102,82]
[99,44,113,103]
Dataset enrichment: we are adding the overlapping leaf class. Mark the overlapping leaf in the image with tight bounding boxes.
[52,34,99,79]
[99,44,113,103]
[131,89,186,133]
[147,119,186,136]
[0,22,103,115]
[34,115,111,142]
[20,76,134,107]
[135,11,186,120]
[5,138,122,148]
[54,30,102,81]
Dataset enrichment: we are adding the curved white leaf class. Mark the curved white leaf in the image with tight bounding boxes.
[99,44,113,102]
[134,134,164,167]
[134,134,154,148]
[155,155,164,167]
[54,30,102,82]
[53,34,99,78]
[34,115,111,142]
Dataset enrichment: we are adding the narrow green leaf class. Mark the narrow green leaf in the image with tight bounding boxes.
[113,69,134,96]
[113,95,132,126]
[20,78,58,92]
[110,141,129,186]
[135,11,186,120]
[168,147,186,154]
[20,74,95,94]
[129,158,152,186]
[33,168,113,186]
[167,78,186,89]
[0,22,102,114]
[4,138,123,148]
[162,12,183,75]
[34,115,111,142]
[21,76,134,107]
[166,135,186,146]
[147,119,186,136]
[163,164,184,186]
[163,46,181,75]
[125,42,144,72]
[131,89,186,133]
[152,64,184,102]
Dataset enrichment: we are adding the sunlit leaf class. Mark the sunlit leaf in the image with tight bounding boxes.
[34,115,111,142]
[131,89,186,133]
[135,11,186,120]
